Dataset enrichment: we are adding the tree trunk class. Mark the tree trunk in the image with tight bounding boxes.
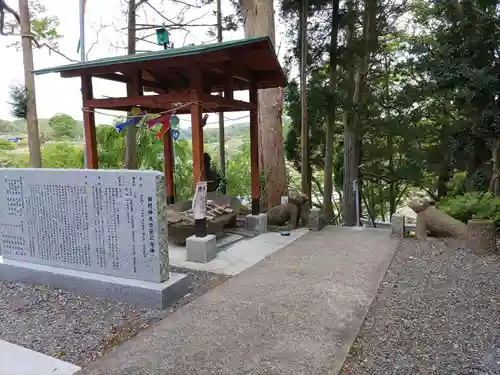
[342,0,357,226]
[437,161,450,198]
[299,0,310,202]
[19,0,41,168]
[124,0,138,169]
[323,0,341,223]
[239,0,287,209]
[344,0,377,226]
[490,139,500,197]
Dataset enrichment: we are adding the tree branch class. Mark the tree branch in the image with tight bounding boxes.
[18,32,78,63]
[86,23,109,60]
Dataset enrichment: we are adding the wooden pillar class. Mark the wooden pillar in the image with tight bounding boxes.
[125,71,143,170]
[163,130,175,204]
[191,102,204,185]
[249,81,260,215]
[81,75,98,169]
[191,100,207,237]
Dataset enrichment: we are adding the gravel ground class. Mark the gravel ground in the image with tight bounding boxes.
[341,237,500,375]
[0,266,229,367]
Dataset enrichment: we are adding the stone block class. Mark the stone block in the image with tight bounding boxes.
[309,207,326,231]
[416,212,427,240]
[186,234,217,263]
[390,214,405,238]
[245,213,268,234]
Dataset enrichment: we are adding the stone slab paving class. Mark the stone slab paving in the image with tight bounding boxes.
[77,226,399,375]
[0,339,81,375]
[169,229,309,275]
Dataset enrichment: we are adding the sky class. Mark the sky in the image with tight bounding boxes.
[0,0,288,128]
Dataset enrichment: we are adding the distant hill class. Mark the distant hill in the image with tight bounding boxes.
[0,118,55,135]
[179,122,250,142]
[0,118,84,138]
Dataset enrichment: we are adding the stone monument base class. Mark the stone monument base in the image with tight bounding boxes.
[0,256,190,309]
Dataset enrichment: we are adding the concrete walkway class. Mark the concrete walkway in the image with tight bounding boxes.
[78,226,400,375]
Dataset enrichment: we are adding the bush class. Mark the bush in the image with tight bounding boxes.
[437,192,500,226]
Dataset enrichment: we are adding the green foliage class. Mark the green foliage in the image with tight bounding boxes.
[7,0,61,51]
[0,119,26,134]
[29,0,61,44]
[41,142,84,169]
[8,85,27,120]
[225,141,251,197]
[438,192,500,226]
[0,140,16,151]
[446,171,467,197]
[48,113,79,140]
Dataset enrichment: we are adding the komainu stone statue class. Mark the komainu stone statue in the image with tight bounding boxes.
[267,193,309,229]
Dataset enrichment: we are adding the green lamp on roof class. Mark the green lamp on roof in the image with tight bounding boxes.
[156,27,169,50]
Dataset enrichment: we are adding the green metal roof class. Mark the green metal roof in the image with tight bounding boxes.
[33,36,274,76]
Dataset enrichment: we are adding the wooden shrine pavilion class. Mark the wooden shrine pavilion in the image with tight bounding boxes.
[34,37,286,217]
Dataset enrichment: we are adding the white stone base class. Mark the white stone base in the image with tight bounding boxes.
[186,234,217,263]
[245,213,268,234]
[0,257,190,309]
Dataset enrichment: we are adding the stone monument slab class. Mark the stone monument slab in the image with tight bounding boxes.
[0,168,167,283]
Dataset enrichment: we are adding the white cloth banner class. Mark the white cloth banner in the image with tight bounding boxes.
[192,182,208,220]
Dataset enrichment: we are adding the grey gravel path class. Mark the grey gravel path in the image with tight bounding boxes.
[77,226,399,375]
[341,237,500,375]
[0,267,229,367]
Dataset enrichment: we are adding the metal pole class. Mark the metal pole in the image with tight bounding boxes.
[300,0,309,200]
[216,0,226,193]
[354,180,360,226]
[79,0,88,168]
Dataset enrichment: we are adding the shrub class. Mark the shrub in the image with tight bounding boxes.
[0,140,16,151]
[437,192,500,226]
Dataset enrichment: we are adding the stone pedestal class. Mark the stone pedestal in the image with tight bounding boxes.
[309,207,326,231]
[186,234,217,263]
[416,212,427,240]
[466,219,497,255]
[246,213,268,234]
[0,257,191,309]
[391,214,405,238]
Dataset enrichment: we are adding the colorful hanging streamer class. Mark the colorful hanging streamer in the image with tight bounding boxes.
[115,108,144,132]
[147,112,176,139]
[115,117,141,132]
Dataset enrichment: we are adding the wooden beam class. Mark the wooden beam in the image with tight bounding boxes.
[83,91,195,109]
[224,75,234,100]
[60,51,231,79]
[197,92,255,111]
[210,63,253,82]
[81,75,98,169]
[95,72,166,93]
[249,81,260,215]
